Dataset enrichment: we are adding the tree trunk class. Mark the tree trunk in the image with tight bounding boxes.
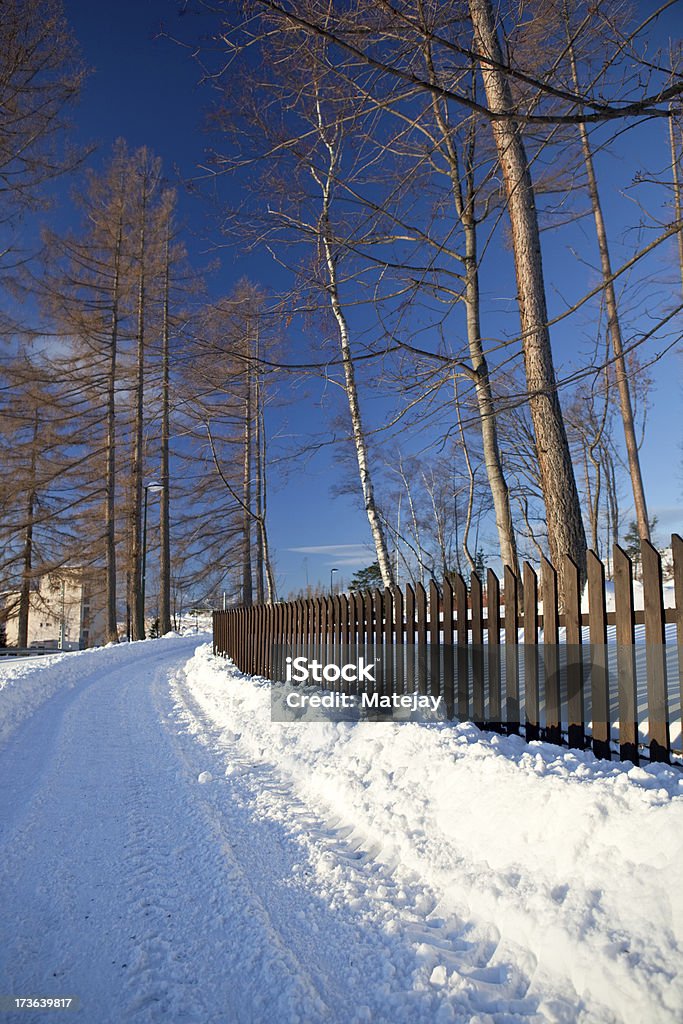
[104,212,123,644]
[669,106,683,297]
[313,121,394,587]
[604,450,620,552]
[159,220,172,635]
[254,345,276,602]
[17,494,35,649]
[566,26,650,542]
[327,260,394,587]
[469,0,587,587]
[398,456,427,586]
[129,188,148,640]
[454,377,477,576]
[425,49,520,578]
[17,411,39,648]
[463,212,520,576]
[253,327,265,605]
[242,357,253,607]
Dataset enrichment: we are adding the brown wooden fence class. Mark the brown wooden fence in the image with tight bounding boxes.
[213,537,683,765]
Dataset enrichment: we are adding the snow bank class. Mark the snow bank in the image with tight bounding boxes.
[179,644,683,1024]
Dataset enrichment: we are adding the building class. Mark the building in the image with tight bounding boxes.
[2,568,106,650]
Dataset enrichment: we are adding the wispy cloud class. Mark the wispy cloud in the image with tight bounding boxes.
[288,543,374,567]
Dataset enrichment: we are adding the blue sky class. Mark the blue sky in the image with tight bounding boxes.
[54,0,682,594]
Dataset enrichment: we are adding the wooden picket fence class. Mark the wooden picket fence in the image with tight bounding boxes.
[213,536,683,765]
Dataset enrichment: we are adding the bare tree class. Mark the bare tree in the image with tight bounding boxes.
[669,103,683,297]
[410,12,520,576]
[158,192,174,634]
[128,149,162,640]
[560,1,650,542]
[0,353,101,644]
[30,142,142,641]
[468,0,587,585]
[310,90,395,587]
[0,0,85,233]
[188,0,681,596]
[178,285,278,605]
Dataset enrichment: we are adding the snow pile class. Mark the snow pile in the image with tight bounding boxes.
[176,644,683,1024]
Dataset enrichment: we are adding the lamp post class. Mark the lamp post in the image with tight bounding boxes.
[330,567,338,595]
[142,480,162,636]
[58,577,66,650]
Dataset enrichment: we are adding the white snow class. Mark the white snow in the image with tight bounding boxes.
[1,637,681,1023]
[580,577,677,613]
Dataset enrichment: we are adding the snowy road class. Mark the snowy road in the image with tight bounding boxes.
[1,638,682,1023]
[0,637,264,1023]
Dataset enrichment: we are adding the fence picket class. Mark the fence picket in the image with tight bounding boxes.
[392,585,405,697]
[348,590,357,650]
[470,573,484,726]
[523,562,540,742]
[372,589,383,699]
[384,588,394,702]
[416,583,428,697]
[673,535,683,757]
[541,556,561,747]
[340,594,349,695]
[429,581,441,703]
[405,583,416,695]
[364,591,374,700]
[442,577,455,719]
[354,593,365,698]
[613,544,639,764]
[504,566,520,735]
[587,551,610,760]
[563,555,585,750]
[487,569,501,731]
[641,541,670,763]
[454,573,469,722]
[332,595,341,693]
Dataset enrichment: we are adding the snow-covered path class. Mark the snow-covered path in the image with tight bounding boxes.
[1,639,682,1023]
[1,638,271,1023]
[0,638,521,1023]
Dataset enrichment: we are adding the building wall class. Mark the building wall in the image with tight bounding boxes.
[3,570,106,649]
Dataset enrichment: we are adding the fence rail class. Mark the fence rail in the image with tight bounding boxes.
[0,646,63,658]
[213,537,683,765]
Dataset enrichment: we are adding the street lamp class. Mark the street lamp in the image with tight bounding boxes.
[330,567,338,594]
[142,480,162,635]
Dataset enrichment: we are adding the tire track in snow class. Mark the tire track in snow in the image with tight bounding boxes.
[0,641,328,1024]
[0,644,199,1024]
[115,673,330,1024]
[167,666,553,1024]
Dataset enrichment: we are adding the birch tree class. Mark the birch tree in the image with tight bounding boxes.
[310,86,395,586]
[204,20,395,586]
